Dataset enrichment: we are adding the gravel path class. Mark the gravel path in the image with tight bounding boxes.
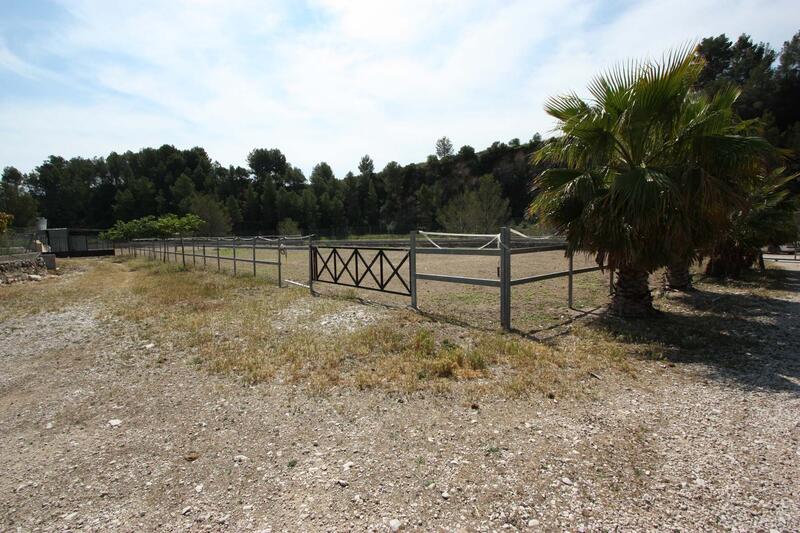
[1,270,798,531]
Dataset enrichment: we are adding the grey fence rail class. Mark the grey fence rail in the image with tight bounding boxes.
[117,229,610,331]
[116,235,312,288]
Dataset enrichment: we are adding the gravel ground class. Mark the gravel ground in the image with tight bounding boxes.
[1,265,799,531]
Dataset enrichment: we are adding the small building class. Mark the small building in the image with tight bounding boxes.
[36,228,114,257]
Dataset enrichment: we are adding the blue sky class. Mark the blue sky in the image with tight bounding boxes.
[1,0,797,177]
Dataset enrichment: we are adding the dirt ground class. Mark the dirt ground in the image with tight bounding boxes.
[1,258,799,531]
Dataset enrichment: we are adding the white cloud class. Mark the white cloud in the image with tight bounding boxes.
[0,0,797,175]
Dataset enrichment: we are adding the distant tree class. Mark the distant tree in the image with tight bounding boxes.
[113,177,157,221]
[277,217,301,236]
[435,136,454,159]
[365,178,380,227]
[310,162,336,197]
[243,184,260,225]
[301,188,319,232]
[260,177,277,230]
[225,196,243,229]
[342,172,362,229]
[458,145,476,159]
[283,165,307,189]
[247,148,287,178]
[415,183,440,229]
[437,175,509,233]
[358,155,375,176]
[170,173,196,212]
[190,195,232,236]
[1,167,38,227]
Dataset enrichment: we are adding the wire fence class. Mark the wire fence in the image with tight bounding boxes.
[116,235,312,288]
[117,229,611,331]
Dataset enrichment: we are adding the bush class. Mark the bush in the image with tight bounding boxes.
[100,213,203,241]
[277,218,301,236]
[437,175,509,233]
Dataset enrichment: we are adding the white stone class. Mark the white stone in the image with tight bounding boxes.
[389,518,402,531]
[108,419,122,427]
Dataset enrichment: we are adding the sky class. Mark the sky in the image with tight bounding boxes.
[1,0,797,177]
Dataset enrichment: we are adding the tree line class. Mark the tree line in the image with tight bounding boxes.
[1,30,799,241]
[0,135,535,237]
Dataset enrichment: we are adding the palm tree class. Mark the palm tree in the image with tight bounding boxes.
[529,48,771,317]
[706,169,799,278]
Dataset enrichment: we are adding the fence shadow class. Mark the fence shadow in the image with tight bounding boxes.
[587,271,800,395]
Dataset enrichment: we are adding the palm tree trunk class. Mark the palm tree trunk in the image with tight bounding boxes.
[663,259,693,291]
[609,268,655,317]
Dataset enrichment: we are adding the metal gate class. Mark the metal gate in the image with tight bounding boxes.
[310,245,411,296]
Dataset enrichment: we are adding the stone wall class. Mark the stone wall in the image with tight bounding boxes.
[0,254,47,285]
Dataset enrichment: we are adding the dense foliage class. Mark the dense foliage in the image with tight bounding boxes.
[100,214,204,241]
[0,212,12,235]
[529,47,778,316]
[706,169,799,278]
[0,138,539,236]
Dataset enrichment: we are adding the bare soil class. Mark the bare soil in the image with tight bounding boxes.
[1,258,798,531]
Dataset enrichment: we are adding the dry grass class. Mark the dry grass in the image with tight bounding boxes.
[9,255,793,400]
[60,257,639,397]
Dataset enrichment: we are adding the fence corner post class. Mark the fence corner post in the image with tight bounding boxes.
[500,226,511,331]
[567,252,574,309]
[409,230,418,310]
[252,237,257,277]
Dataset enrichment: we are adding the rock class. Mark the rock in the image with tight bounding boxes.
[389,518,402,531]
[342,461,355,470]
[144,343,155,350]
[527,519,540,527]
[243,505,253,511]
[108,419,122,427]
[184,451,200,462]
[45,422,54,430]
[561,477,573,486]
[181,506,192,516]
[27,274,43,281]
[195,483,204,493]
[233,454,249,463]
[441,491,450,500]
[337,479,349,487]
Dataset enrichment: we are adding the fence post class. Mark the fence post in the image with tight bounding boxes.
[277,237,283,288]
[217,238,221,272]
[568,253,574,309]
[308,235,315,295]
[192,239,196,266]
[409,230,418,310]
[203,242,207,269]
[181,236,186,268]
[233,239,237,276]
[500,226,511,331]
[252,237,257,277]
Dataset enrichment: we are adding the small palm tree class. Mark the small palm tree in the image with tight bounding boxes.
[706,169,799,278]
[529,48,771,316]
